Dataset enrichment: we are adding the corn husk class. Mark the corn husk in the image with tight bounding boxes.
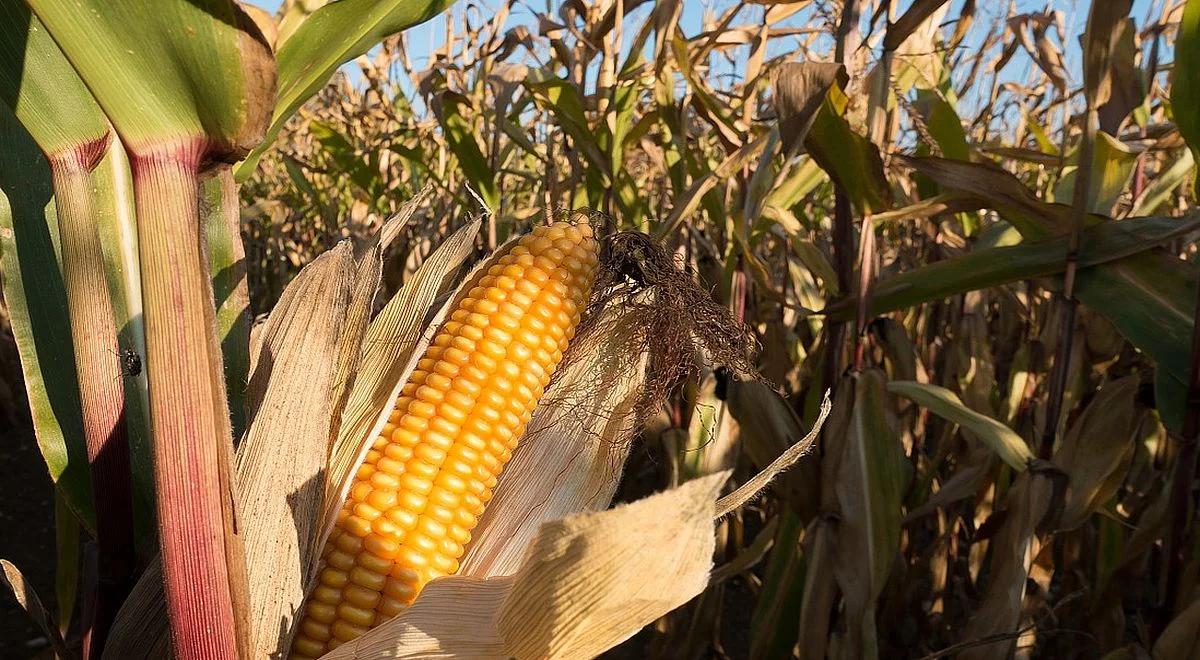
[460,300,651,577]
[321,472,728,659]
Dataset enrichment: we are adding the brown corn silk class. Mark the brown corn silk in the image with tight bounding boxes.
[291,220,600,657]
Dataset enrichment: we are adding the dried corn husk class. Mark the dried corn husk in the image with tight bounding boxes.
[460,300,651,577]
[321,472,728,660]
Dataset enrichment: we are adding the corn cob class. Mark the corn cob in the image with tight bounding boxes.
[290,220,599,658]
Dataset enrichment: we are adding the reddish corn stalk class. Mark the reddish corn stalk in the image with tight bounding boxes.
[131,139,250,659]
[47,134,134,655]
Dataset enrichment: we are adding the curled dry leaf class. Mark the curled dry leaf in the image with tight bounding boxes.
[771,61,847,156]
[1,559,71,659]
[725,374,823,519]
[884,0,951,52]
[321,472,728,660]
[715,388,832,518]
[460,300,651,577]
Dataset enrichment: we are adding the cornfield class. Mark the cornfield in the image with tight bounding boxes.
[2,0,1200,659]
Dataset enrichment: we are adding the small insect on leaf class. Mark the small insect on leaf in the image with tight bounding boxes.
[111,347,142,378]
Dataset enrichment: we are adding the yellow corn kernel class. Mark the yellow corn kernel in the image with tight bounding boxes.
[291,220,598,657]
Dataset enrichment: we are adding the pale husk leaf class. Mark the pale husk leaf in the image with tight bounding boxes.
[322,215,481,540]
[320,472,728,660]
[459,301,651,578]
[238,238,370,658]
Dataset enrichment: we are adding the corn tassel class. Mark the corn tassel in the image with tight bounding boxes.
[291,220,599,657]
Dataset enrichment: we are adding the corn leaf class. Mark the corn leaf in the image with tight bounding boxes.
[959,471,1056,659]
[27,0,273,155]
[905,156,1199,431]
[1130,148,1194,216]
[827,371,907,659]
[238,0,455,178]
[0,1,107,152]
[825,214,1200,321]
[432,92,499,210]
[1053,132,1139,213]
[1176,0,1200,195]
[0,108,92,527]
[1153,591,1200,660]
[52,492,79,638]
[1052,376,1139,530]
[726,377,820,520]
[805,84,891,215]
[888,381,1033,471]
[0,559,71,659]
[203,168,252,436]
[772,61,846,155]
[749,511,807,657]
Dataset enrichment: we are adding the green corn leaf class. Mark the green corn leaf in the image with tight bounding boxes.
[906,156,1198,431]
[1,0,156,546]
[748,510,807,658]
[1129,148,1194,216]
[0,2,107,151]
[805,84,891,215]
[0,108,92,529]
[1053,132,1139,213]
[828,371,908,659]
[27,0,273,157]
[826,214,1200,321]
[309,120,381,197]
[1173,0,1200,195]
[237,0,455,178]
[432,92,499,211]
[888,381,1034,471]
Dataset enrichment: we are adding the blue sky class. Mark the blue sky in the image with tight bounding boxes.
[249,0,1168,121]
